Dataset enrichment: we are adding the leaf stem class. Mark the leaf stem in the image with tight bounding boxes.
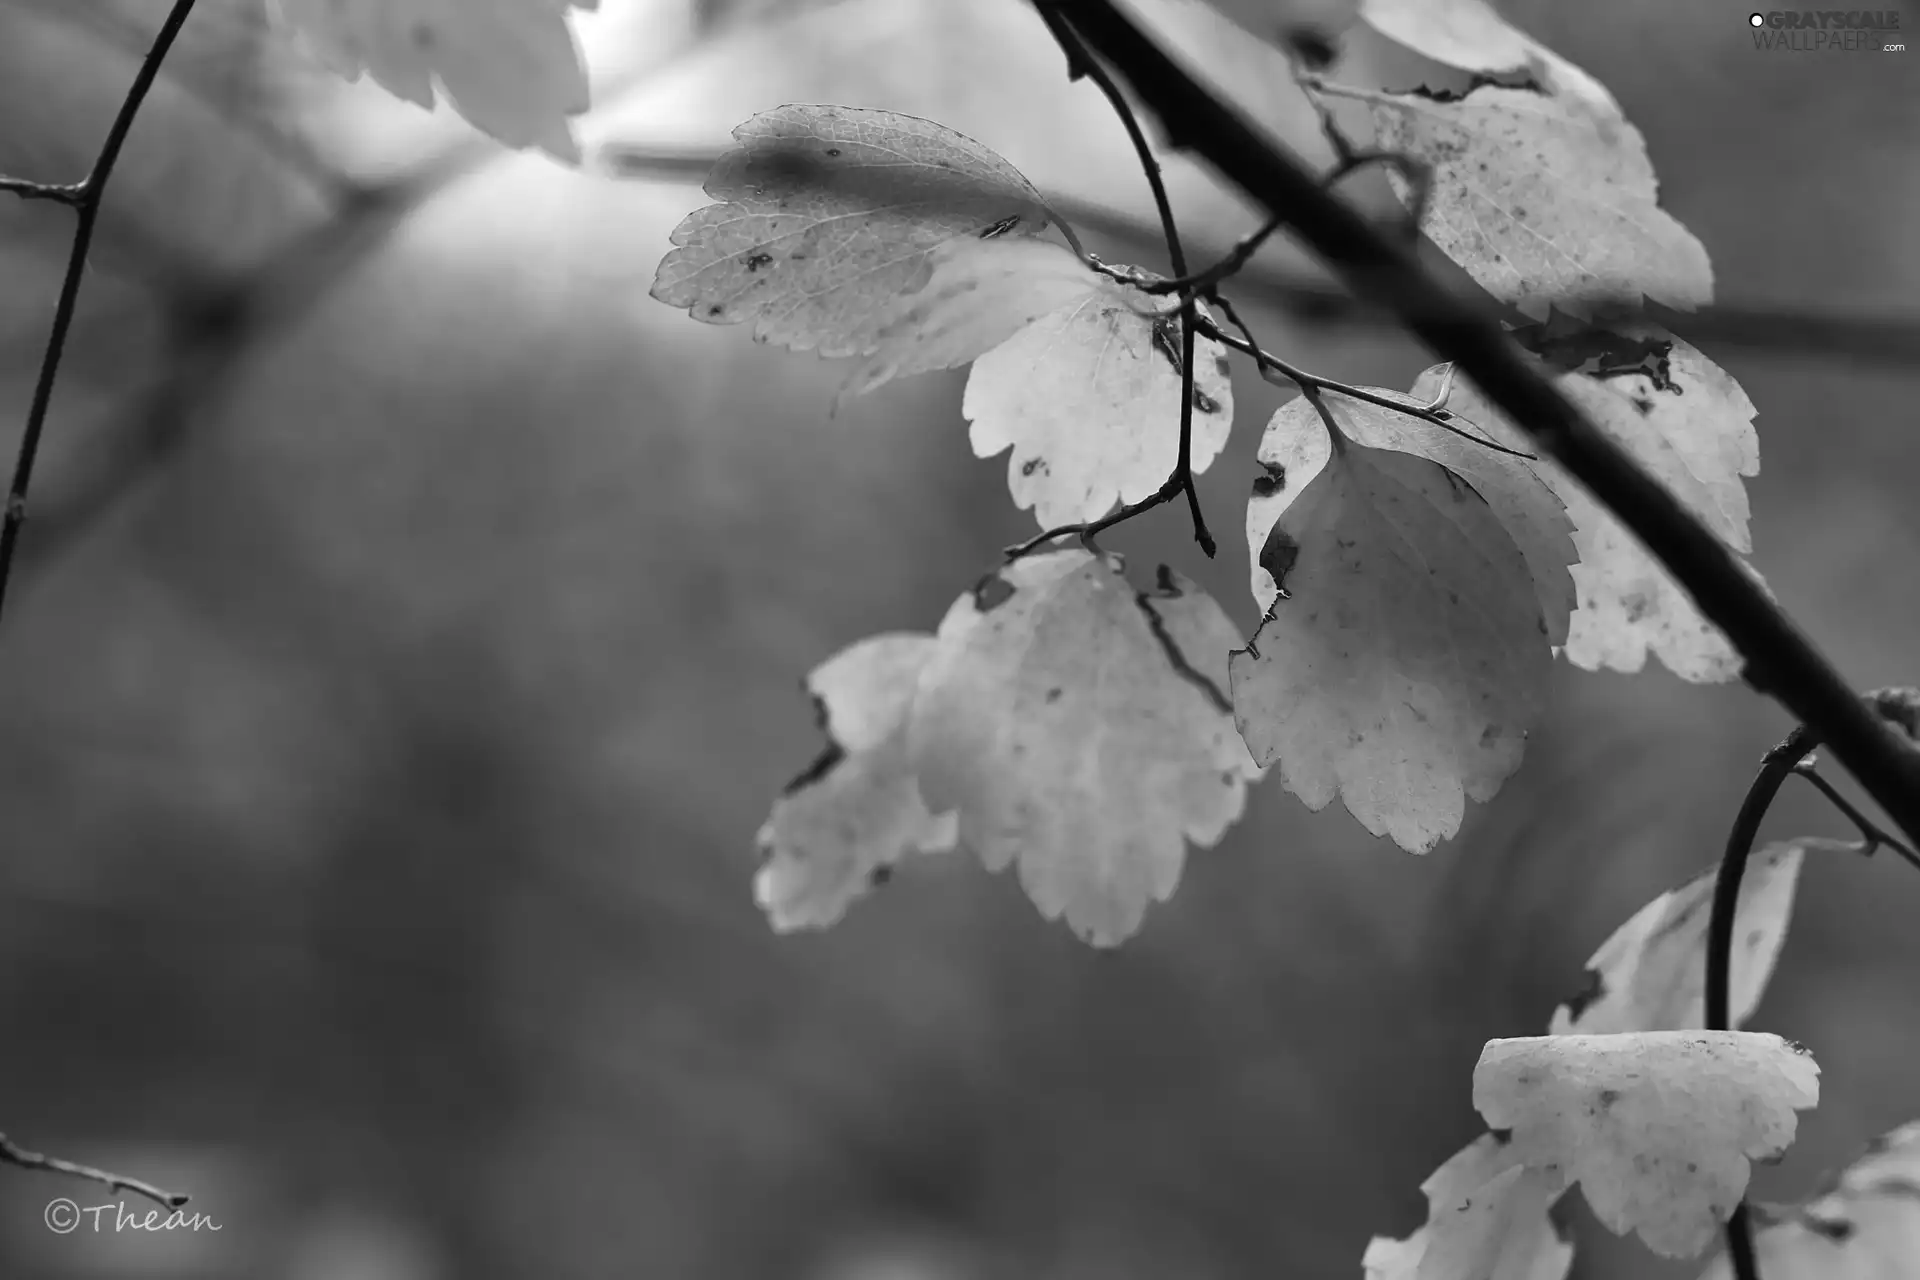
[1034,2,1213,556]
[1036,0,1920,847]
[0,0,202,629]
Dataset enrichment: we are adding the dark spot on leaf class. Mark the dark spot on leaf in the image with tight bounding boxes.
[973,572,1016,612]
[1251,460,1286,497]
[1560,967,1607,1021]
[1489,1128,1513,1145]
[1257,526,1301,599]
[1597,1089,1621,1108]
[1807,1216,1855,1242]
[1287,27,1337,70]
[1214,355,1231,378]
[868,864,893,888]
[1021,458,1043,477]
[707,304,726,317]
[1632,395,1654,415]
[745,252,774,273]
[979,214,1022,240]
[824,147,842,158]
[1045,687,1063,704]
[782,740,845,795]
[1194,388,1222,415]
[1152,564,1182,596]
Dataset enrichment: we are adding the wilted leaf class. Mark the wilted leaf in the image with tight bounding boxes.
[1696,1121,1920,1280]
[1550,839,1807,1035]
[838,236,1105,402]
[1309,80,1711,319]
[755,633,957,931]
[1475,1031,1821,1258]
[1416,325,1762,682]
[1364,1132,1574,1280]
[270,0,596,160]
[963,281,1235,528]
[1356,0,1618,106]
[908,551,1260,945]
[1247,389,1577,645]
[651,104,1054,356]
[1230,420,1551,852]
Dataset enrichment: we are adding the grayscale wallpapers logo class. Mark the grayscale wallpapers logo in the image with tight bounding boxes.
[1747,10,1905,51]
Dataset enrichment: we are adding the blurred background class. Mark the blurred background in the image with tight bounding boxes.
[0,1,1914,1277]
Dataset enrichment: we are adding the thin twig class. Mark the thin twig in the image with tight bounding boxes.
[1031,2,1213,556]
[1041,0,1920,845]
[1791,763,1920,871]
[0,1133,189,1212]
[1198,300,1536,460]
[0,0,202,628]
[1706,728,1818,1280]
[1131,217,1283,296]
[0,178,86,205]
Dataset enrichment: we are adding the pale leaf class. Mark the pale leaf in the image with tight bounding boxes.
[271,0,595,159]
[1309,80,1711,319]
[964,282,1235,528]
[1474,1031,1821,1258]
[838,236,1105,402]
[907,551,1260,946]
[1550,839,1807,1035]
[1363,1133,1574,1280]
[1230,425,1551,852]
[1195,0,1360,52]
[651,105,1053,357]
[1248,390,1576,644]
[755,633,957,932]
[1357,0,1618,107]
[1696,1121,1920,1280]
[1416,324,1763,682]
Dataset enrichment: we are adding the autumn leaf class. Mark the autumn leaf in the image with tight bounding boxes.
[908,551,1259,945]
[963,281,1235,528]
[270,0,596,160]
[1475,1031,1821,1258]
[651,105,1055,357]
[1307,79,1712,319]
[1356,0,1619,107]
[1364,1132,1573,1280]
[838,236,1107,402]
[755,633,957,932]
[1230,417,1551,853]
[1247,389,1577,645]
[1416,324,1763,682]
[1696,1121,1920,1280]
[1550,840,1807,1035]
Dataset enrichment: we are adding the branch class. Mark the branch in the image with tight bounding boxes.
[1031,3,1213,556]
[1037,0,1920,846]
[0,1132,189,1212]
[0,0,202,630]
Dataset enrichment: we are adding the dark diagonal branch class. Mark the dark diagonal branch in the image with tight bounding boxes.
[0,0,202,629]
[1034,0,1920,846]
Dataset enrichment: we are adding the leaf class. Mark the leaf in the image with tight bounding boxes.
[838,236,1107,402]
[1229,420,1551,852]
[1550,839,1808,1035]
[1309,79,1712,319]
[1364,1133,1574,1280]
[650,105,1054,357]
[755,633,958,932]
[270,0,596,160]
[1474,1031,1821,1258]
[1696,1121,1920,1280]
[1247,389,1577,645]
[1356,0,1619,107]
[963,282,1236,528]
[907,551,1260,945]
[1414,324,1763,682]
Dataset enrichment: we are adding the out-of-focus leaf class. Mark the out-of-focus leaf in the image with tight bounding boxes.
[1363,1132,1574,1280]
